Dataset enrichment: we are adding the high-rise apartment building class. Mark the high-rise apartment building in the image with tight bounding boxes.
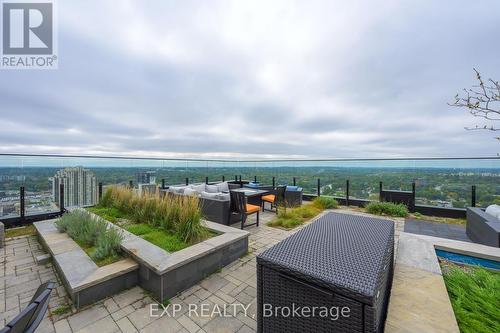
[52,167,98,207]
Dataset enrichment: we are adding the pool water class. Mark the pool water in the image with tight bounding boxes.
[436,249,500,271]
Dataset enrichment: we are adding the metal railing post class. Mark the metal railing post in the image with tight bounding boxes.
[20,186,25,219]
[379,181,383,201]
[254,176,257,183]
[471,185,476,207]
[346,180,349,206]
[98,182,103,201]
[272,177,275,188]
[222,175,225,182]
[293,177,296,186]
[205,177,209,184]
[317,178,321,197]
[411,182,416,212]
[129,180,133,188]
[185,178,189,185]
[59,183,65,213]
[161,179,165,189]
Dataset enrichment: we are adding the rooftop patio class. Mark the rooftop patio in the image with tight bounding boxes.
[0,155,498,333]
[0,206,411,333]
[2,200,500,332]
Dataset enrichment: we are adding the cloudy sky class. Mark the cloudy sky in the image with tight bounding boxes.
[1,0,499,159]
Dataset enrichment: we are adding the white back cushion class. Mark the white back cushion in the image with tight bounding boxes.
[190,184,206,193]
[183,188,198,196]
[216,181,230,192]
[169,186,187,194]
[485,204,500,219]
[206,184,219,193]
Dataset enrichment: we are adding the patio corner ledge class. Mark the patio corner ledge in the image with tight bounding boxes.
[34,219,139,308]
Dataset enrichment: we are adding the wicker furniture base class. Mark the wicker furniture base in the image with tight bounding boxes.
[257,212,394,333]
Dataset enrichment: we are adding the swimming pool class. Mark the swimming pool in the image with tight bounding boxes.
[436,249,500,271]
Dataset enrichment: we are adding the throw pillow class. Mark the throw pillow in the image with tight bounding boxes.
[485,204,500,220]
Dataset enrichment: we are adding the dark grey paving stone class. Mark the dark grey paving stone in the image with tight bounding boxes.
[404,219,472,243]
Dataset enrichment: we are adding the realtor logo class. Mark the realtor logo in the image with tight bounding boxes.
[1,0,57,69]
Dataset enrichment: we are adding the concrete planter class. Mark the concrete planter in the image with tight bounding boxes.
[34,220,138,308]
[95,211,250,302]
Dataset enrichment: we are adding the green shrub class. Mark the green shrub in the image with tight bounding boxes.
[74,214,107,245]
[100,187,114,207]
[269,204,322,229]
[269,210,303,229]
[177,195,206,243]
[56,210,123,265]
[56,210,106,246]
[93,227,123,261]
[442,265,500,333]
[87,206,122,223]
[312,196,339,209]
[294,205,320,218]
[99,186,206,244]
[365,202,408,217]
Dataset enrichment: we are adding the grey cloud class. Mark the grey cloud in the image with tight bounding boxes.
[0,0,499,159]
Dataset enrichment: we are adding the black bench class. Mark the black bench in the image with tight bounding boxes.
[257,212,394,333]
[0,282,56,333]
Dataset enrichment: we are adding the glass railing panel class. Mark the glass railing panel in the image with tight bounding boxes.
[0,189,20,218]
[0,156,27,217]
[0,155,499,217]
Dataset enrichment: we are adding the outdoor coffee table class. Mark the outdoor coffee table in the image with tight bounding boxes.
[257,212,394,333]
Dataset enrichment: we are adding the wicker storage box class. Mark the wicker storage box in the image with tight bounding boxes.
[257,212,394,333]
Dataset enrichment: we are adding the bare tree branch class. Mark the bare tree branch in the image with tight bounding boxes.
[449,69,500,141]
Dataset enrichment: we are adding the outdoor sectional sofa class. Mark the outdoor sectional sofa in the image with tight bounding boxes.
[166,182,303,226]
[167,182,240,225]
[466,205,500,247]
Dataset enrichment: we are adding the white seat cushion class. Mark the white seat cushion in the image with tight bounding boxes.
[200,191,219,199]
[485,204,500,220]
[217,193,230,201]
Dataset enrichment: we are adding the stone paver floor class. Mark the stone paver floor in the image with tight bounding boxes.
[0,235,72,333]
[0,208,404,333]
